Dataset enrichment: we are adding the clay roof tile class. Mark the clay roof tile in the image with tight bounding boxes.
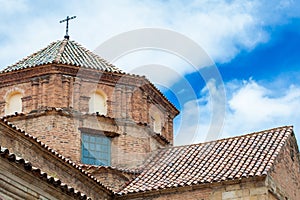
[119,126,294,195]
[0,38,121,73]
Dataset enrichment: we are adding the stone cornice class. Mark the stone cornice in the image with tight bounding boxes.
[78,127,120,138]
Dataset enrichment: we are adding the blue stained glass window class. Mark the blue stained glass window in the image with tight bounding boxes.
[81,133,111,166]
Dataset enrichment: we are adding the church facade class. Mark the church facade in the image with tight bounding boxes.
[0,37,299,200]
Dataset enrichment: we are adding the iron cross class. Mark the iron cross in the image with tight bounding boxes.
[60,16,76,39]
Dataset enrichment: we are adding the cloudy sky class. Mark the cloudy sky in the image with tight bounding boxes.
[1,0,300,145]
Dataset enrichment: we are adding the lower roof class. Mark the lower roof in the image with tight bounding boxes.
[119,126,294,195]
[0,146,91,200]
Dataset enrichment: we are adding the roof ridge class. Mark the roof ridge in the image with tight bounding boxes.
[171,125,293,149]
[81,43,108,64]
[54,39,68,63]
[70,39,120,70]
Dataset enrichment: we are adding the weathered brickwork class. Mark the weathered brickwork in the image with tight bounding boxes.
[0,65,178,145]
[268,134,300,200]
[0,66,178,120]
[8,110,165,168]
[0,64,178,169]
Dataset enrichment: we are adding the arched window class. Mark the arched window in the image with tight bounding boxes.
[89,91,107,115]
[5,92,22,115]
[153,112,162,134]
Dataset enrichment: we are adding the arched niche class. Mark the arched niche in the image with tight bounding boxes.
[89,91,107,115]
[5,91,22,115]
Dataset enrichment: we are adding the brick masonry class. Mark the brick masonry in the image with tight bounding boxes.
[268,134,300,199]
[0,65,178,122]
[0,65,178,168]
[8,110,166,168]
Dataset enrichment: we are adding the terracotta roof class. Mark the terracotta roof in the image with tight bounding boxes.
[0,38,121,73]
[119,126,293,195]
[0,117,113,195]
[0,146,91,200]
[78,164,143,192]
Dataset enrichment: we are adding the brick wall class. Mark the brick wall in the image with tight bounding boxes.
[268,134,300,200]
[11,112,82,161]
[8,110,165,168]
[0,67,176,145]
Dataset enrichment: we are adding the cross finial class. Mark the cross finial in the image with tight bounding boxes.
[59,16,76,39]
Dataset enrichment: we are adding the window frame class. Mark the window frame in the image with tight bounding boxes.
[80,132,111,166]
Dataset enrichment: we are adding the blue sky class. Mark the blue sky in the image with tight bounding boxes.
[1,0,300,145]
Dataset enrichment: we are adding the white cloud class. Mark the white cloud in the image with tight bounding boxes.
[0,0,298,72]
[224,80,300,138]
[1,1,300,146]
[229,81,293,122]
[175,79,226,145]
[0,0,28,16]
[175,79,300,145]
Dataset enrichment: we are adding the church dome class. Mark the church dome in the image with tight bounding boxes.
[1,38,121,73]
